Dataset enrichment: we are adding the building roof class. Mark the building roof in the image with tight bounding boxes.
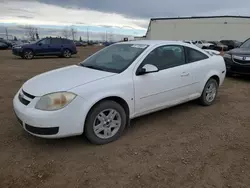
[151,15,250,21]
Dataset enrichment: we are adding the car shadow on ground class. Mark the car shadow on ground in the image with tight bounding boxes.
[12,56,79,60]
[20,100,199,149]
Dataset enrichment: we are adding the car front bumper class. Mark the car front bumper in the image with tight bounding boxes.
[224,58,250,75]
[13,90,87,139]
[12,48,23,56]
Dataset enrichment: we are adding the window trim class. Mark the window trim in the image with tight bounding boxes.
[184,46,209,64]
[38,38,51,45]
[136,44,187,75]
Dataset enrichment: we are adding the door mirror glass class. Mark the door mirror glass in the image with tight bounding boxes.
[137,64,159,75]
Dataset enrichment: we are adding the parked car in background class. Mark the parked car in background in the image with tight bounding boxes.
[204,49,221,55]
[11,40,26,47]
[74,41,87,47]
[208,41,229,51]
[12,37,77,59]
[13,40,226,145]
[0,42,9,50]
[183,40,196,45]
[183,40,215,49]
[0,38,12,48]
[223,38,250,76]
[194,40,215,49]
[220,40,241,50]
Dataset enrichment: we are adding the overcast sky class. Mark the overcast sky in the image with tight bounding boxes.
[0,0,250,38]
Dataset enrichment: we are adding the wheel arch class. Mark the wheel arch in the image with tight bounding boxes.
[84,96,131,130]
[63,48,72,52]
[22,48,35,57]
[23,48,34,53]
[209,75,220,85]
[203,70,221,87]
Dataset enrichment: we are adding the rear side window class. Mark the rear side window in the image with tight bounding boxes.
[62,39,72,45]
[185,47,209,63]
[51,38,62,45]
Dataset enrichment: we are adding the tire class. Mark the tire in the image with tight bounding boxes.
[199,78,218,106]
[23,49,34,59]
[63,49,72,58]
[84,100,127,145]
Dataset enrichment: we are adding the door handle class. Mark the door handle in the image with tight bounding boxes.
[181,72,190,77]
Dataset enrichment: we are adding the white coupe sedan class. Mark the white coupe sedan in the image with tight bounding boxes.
[13,40,226,145]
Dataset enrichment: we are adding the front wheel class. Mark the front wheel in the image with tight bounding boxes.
[23,49,34,59]
[84,100,127,145]
[199,78,218,106]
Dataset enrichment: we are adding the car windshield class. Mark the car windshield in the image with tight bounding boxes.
[79,43,148,73]
[240,39,250,48]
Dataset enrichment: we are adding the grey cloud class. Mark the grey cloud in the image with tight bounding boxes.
[0,25,134,41]
[17,15,34,19]
[38,0,250,19]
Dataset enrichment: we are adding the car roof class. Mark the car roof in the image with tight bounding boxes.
[116,40,211,57]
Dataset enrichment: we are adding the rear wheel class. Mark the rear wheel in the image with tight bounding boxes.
[63,49,72,58]
[23,49,34,59]
[199,78,218,106]
[84,100,127,145]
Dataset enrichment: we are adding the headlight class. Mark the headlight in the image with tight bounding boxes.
[35,92,76,111]
[223,53,232,59]
[15,46,22,49]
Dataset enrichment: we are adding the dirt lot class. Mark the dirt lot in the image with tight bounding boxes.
[0,47,250,188]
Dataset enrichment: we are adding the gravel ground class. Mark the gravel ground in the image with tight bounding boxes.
[0,47,250,188]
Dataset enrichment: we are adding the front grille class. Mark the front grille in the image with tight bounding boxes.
[25,124,59,135]
[233,58,250,64]
[22,90,35,99]
[18,89,36,106]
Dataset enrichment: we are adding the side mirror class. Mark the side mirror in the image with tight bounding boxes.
[38,43,42,46]
[137,64,159,75]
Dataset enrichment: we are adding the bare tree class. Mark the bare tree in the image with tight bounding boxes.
[62,26,77,40]
[23,25,38,41]
[62,27,70,39]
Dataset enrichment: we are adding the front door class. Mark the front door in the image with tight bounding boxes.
[133,45,195,116]
[35,38,51,55]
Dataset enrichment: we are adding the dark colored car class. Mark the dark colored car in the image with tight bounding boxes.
[223,38,250,76]
[220,40,241,50]
[208,41,229,51]
[12,37,77,59]
[0,42,9,50]
[0,38,12,48]
[74,41,87,47]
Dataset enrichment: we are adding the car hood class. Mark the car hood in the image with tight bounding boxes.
[229,48,250,55]
[22,65,116,96]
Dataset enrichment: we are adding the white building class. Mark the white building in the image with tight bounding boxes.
[145,16,250,42]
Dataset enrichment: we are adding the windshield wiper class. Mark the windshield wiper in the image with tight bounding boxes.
[79,64,105,71]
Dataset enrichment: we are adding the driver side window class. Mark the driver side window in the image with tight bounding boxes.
[39,38,51,45]
[140,45,186,71]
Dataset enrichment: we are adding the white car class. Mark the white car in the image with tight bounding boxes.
[13,40,226,145]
